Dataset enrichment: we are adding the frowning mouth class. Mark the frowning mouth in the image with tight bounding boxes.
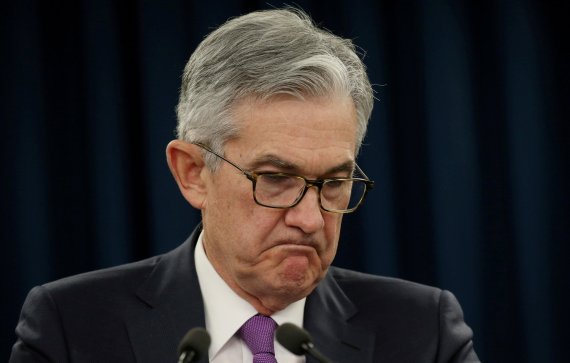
[273,241,320,254]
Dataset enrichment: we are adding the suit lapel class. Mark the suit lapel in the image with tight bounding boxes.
[304,268,375,363]
[125,226,208,363]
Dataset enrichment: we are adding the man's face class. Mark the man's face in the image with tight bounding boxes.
[200,95,357,314]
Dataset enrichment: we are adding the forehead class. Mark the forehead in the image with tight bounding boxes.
[226,95,357,175]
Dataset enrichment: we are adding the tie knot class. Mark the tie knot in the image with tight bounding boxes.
[239,314,277,362]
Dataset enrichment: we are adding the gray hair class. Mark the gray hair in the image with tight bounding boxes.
[176,8,373,169]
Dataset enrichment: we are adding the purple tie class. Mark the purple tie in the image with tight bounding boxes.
[239,314,278,363]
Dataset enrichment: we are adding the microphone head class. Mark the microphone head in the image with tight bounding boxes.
[276,322,313,355]
[177,327,211,361]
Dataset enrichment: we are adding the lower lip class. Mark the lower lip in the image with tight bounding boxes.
[276,244,316,253]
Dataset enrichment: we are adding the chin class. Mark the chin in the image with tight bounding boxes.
[278,258,319,282]
[276,270,321,296]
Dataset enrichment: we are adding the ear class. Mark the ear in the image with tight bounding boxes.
[166,140,208,209]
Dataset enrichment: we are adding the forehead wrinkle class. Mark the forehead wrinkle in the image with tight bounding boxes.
[326,160,355,176]
[247,154,299,172]
[246,153,355,176]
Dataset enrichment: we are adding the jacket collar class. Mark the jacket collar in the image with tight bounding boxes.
[127,225,207,363]
[304,268,376,362]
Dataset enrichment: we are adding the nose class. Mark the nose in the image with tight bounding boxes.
[283,186,324,234]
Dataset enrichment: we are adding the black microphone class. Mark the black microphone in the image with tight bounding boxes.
[177,327,210,363]
[276,323,333,363]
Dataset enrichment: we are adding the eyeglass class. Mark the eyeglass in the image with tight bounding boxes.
[193,143,374,214]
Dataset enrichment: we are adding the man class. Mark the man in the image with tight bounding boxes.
[10,8,479,363]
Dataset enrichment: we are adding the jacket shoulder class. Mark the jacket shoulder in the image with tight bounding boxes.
[325,267,478,362]
[329,266,442,306]
[43,254,162,297]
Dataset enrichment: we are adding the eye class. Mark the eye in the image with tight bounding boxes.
[261,174,292,185]
[324,179,344,189]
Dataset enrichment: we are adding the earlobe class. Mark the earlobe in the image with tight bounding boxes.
[166,140,208,209]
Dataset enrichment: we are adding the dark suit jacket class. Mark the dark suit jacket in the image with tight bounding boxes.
[10,225,479,362]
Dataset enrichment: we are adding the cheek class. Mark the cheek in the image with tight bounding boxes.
[324,214,343,240]
[225,203,284,262]
[245,208,283,245]
[323,215,342,255]
[210,178,255,221]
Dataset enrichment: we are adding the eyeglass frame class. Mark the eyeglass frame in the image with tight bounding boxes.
[192,142,374,214]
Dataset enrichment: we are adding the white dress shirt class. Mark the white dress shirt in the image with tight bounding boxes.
[195,232,306,363]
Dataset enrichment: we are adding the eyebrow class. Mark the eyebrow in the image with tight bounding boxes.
[247,154,355,176]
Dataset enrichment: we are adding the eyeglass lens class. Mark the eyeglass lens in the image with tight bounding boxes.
[254,174,366,212]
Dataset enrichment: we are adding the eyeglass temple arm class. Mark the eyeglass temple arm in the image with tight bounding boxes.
[193,142,251,175]
[355,163,375,188]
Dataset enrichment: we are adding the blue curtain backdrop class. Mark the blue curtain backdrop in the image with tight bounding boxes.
[1,1,568,362]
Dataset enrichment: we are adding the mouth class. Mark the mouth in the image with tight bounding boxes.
[274,240,320,254]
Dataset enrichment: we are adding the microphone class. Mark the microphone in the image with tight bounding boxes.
[276,323,333,363]
[177,327,210,363]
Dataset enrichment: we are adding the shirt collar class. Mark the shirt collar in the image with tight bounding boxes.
[194,231,306,359]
